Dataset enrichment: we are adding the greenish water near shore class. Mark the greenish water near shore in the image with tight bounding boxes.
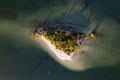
[0,0,120,80]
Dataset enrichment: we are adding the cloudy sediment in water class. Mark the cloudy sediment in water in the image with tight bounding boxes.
[0,0,120,80]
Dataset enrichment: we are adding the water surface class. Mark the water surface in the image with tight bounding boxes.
[0,0,120,80]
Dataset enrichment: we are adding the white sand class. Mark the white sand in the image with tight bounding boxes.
[41,36,72,60]
[35,36,88,71]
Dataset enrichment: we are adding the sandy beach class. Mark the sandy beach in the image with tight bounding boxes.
[40,36,72,60]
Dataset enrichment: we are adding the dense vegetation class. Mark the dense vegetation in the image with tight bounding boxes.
[31,26,86,55]
[43,30,85,55]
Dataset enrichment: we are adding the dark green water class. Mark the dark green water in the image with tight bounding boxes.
[0,0,120,80]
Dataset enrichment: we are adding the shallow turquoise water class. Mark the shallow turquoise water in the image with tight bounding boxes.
[0,0,120,80]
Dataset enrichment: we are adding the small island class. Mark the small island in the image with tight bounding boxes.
[31,23,94,60]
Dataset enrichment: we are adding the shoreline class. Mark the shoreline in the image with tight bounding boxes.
[41,36,73,60]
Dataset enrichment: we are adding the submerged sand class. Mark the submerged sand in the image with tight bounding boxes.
[33,17,120,71]
[35,35,91,71]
